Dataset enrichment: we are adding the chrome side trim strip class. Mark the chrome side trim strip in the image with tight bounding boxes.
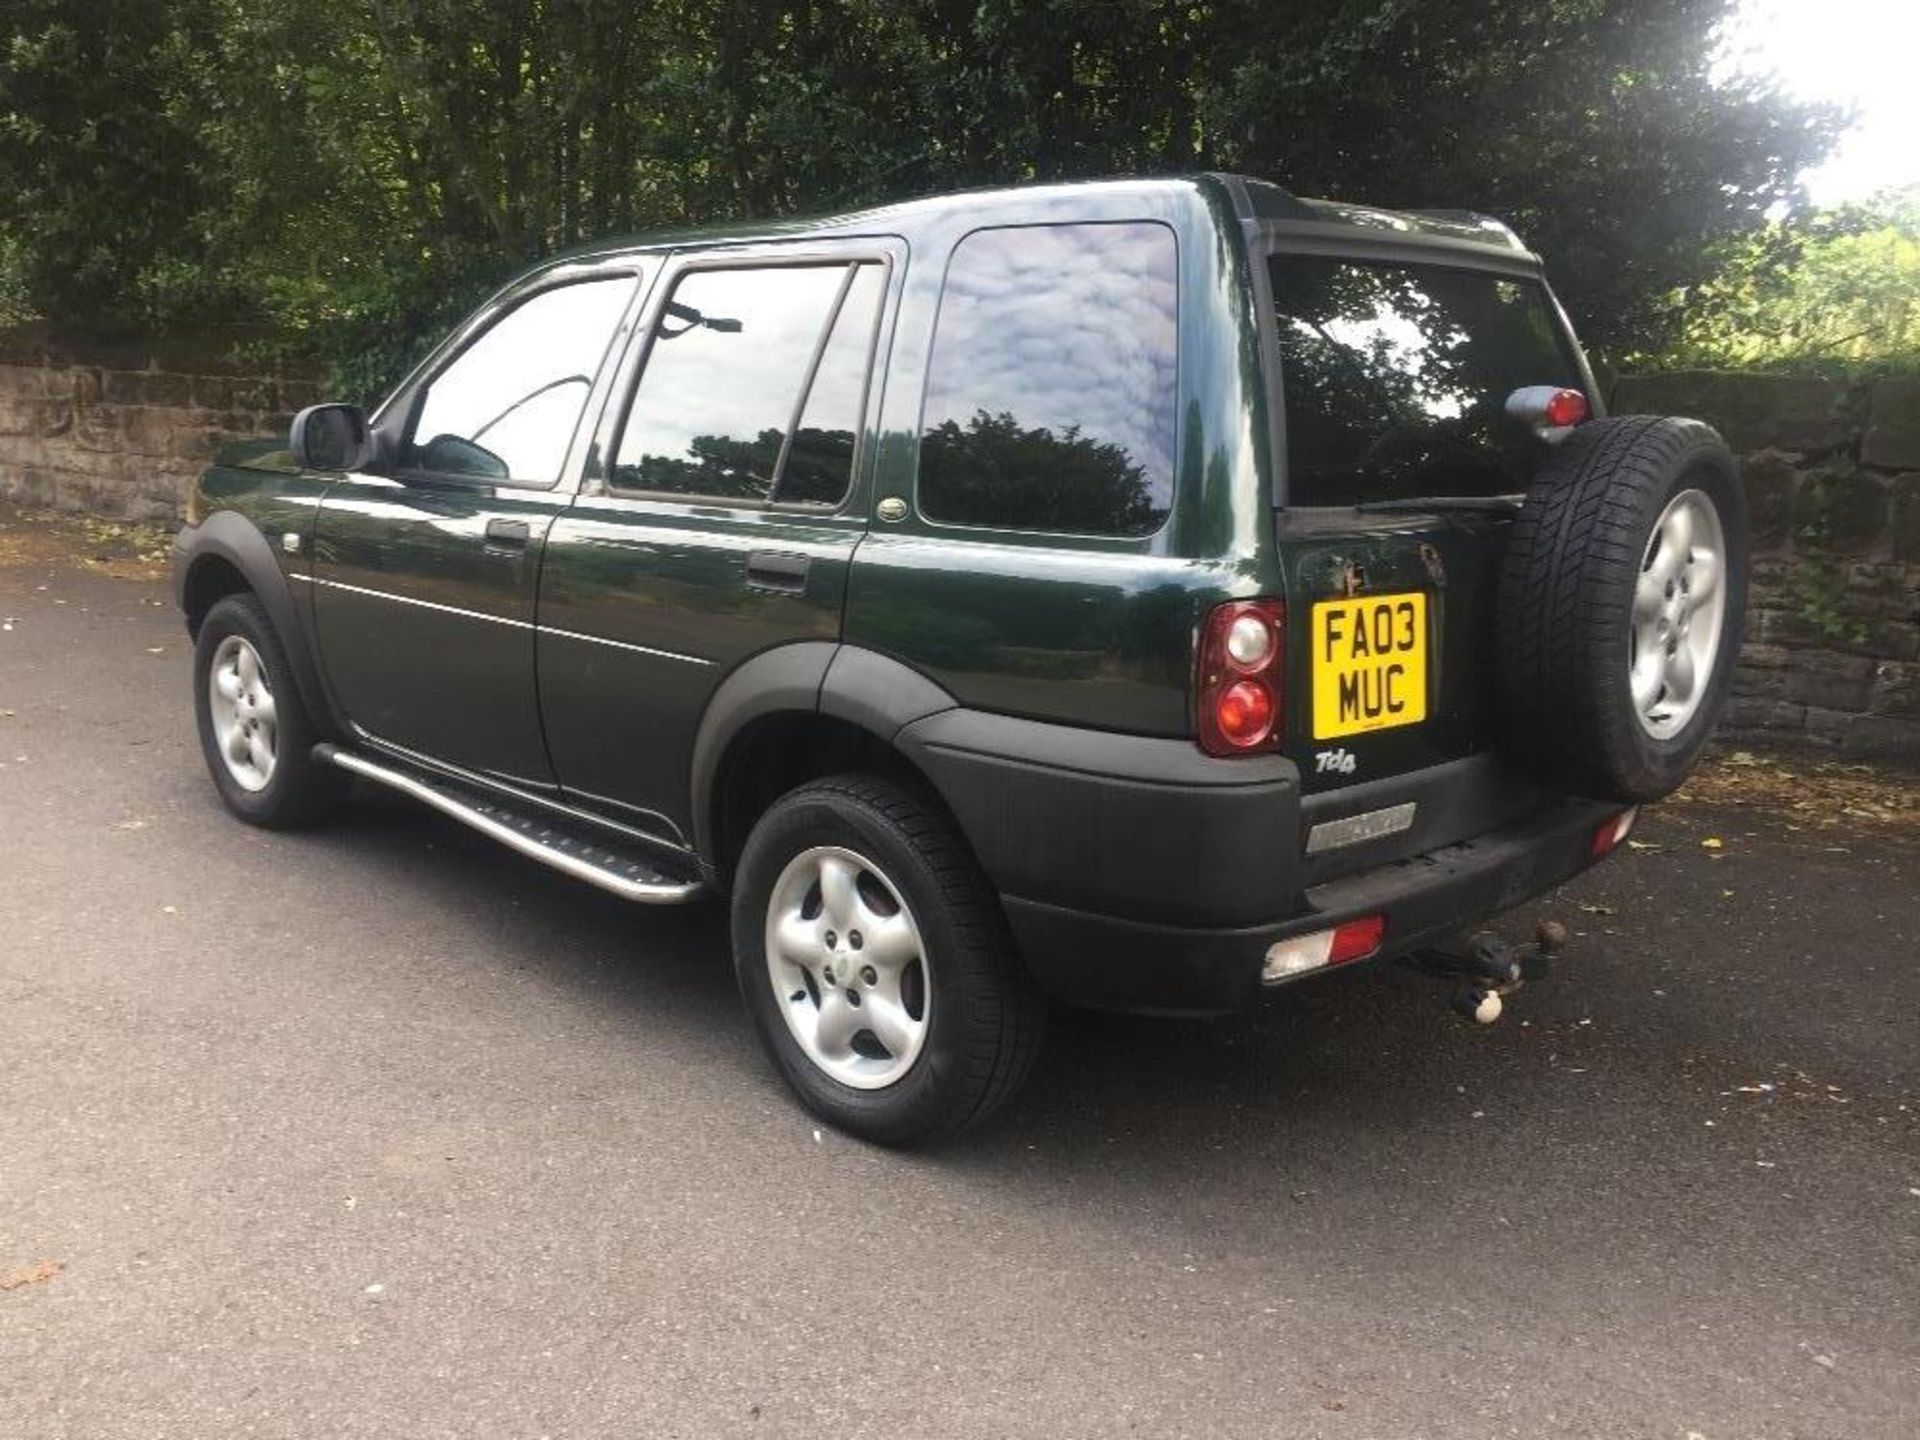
[317,745,706,906]
[300,574,710,665]
[305,575,531,629]
[540,626,712,667]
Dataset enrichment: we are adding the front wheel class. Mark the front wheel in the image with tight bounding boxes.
[731,774,1045,1145]
[192,593,346,828]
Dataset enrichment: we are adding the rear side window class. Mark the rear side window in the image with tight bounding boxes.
[1269,255,1585,505]
[918,222,1178,537]
[613,261,883,506]
[410,276,637,485]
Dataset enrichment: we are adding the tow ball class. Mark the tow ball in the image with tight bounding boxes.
[1407,920,1569,1024]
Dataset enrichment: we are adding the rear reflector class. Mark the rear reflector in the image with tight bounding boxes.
[1591,807,1638,858]
[1329,914,1387,964]
[1262,914,1387,984]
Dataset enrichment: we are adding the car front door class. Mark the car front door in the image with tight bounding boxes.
[309,263,645,787]
[536,242,899,840]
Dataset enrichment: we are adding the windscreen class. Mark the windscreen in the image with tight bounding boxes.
[1269,254,1586,506]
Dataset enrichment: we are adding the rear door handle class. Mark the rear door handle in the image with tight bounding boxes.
[745,550,810,594]
[484,517,531,551]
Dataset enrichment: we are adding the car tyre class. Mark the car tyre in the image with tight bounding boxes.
[193,593,346,828]
[1497,414,1749,802]
[731,773,1046,1145]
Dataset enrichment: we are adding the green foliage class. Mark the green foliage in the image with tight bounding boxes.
[1653,187,1920,373]
[1790,474,1869,645]
[0,0,230,326]
[0,0,1843,398]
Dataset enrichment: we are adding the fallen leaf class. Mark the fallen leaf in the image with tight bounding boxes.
[1701,837,1724,849]
[0,1260,62,1291]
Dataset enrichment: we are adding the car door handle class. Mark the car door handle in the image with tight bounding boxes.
[484,518,531,551]
[745,551,810,594]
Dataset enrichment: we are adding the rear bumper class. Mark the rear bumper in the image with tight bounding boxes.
[1001,796,1617,1014]
[896,706,1616,1014]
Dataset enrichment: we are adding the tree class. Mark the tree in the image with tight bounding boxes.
[1658,186,1920,369]
[0,0,1844,392]
[0,0,224,325]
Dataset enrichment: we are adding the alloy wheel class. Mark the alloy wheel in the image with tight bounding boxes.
[1629,488,1728,740]
[763,845,930,1089]
[207,634,279,792]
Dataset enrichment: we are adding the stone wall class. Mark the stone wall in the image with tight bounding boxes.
[0,328,1913,763]
[0,327,319,523]
[1613,371,1918,763]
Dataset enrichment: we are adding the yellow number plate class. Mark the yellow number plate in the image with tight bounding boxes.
[1311,593,1429,739]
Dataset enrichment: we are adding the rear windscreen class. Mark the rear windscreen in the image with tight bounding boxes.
[1269,255,1586,506]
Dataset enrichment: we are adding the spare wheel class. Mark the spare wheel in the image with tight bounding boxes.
[1496,414,1749,802]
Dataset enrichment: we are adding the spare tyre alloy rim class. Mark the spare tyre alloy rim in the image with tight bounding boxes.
[1630,487,1728,740]
[765,845,930,1089]
[208,634,278,791]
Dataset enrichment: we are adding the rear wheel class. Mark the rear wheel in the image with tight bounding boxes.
[731,774,1045,1144]
[1496,415,1748,801]
[193,593,345,827]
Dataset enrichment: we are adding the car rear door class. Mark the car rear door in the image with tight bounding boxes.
[535,240,900,841]
[1260,247,1598,797]
[308,263,644,787]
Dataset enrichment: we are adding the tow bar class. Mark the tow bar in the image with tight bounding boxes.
[1407,920,1569,1024]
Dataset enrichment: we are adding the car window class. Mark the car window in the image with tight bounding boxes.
[1267,255,1585,505]
[779,264,886,505]
[917,222,1178,537]
[409,275,637,484]
[612,261,882,506]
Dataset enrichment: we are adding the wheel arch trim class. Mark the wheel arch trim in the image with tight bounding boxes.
[175,511,342,741]
[688,643,960,868]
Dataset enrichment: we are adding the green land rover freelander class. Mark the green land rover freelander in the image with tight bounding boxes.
[172,175,1750,1142]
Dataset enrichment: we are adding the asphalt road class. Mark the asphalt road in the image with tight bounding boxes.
[2,554,1916,1440]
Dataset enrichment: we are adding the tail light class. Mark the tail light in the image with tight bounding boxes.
[1197,599,1285,755]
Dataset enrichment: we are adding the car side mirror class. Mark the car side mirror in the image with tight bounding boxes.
[289,403,374,471]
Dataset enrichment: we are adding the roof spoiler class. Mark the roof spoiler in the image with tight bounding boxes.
[1205,172,1318,222]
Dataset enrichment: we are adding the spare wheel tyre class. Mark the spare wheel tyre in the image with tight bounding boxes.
[1496,414,1748,802]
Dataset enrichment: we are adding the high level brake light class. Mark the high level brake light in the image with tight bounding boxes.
[1198,599,1285,756]
[1504,385,1589,442]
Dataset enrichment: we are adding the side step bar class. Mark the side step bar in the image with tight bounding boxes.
[315,745,706,905]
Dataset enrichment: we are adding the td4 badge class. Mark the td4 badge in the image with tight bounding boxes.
[1314,747,1358,776]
